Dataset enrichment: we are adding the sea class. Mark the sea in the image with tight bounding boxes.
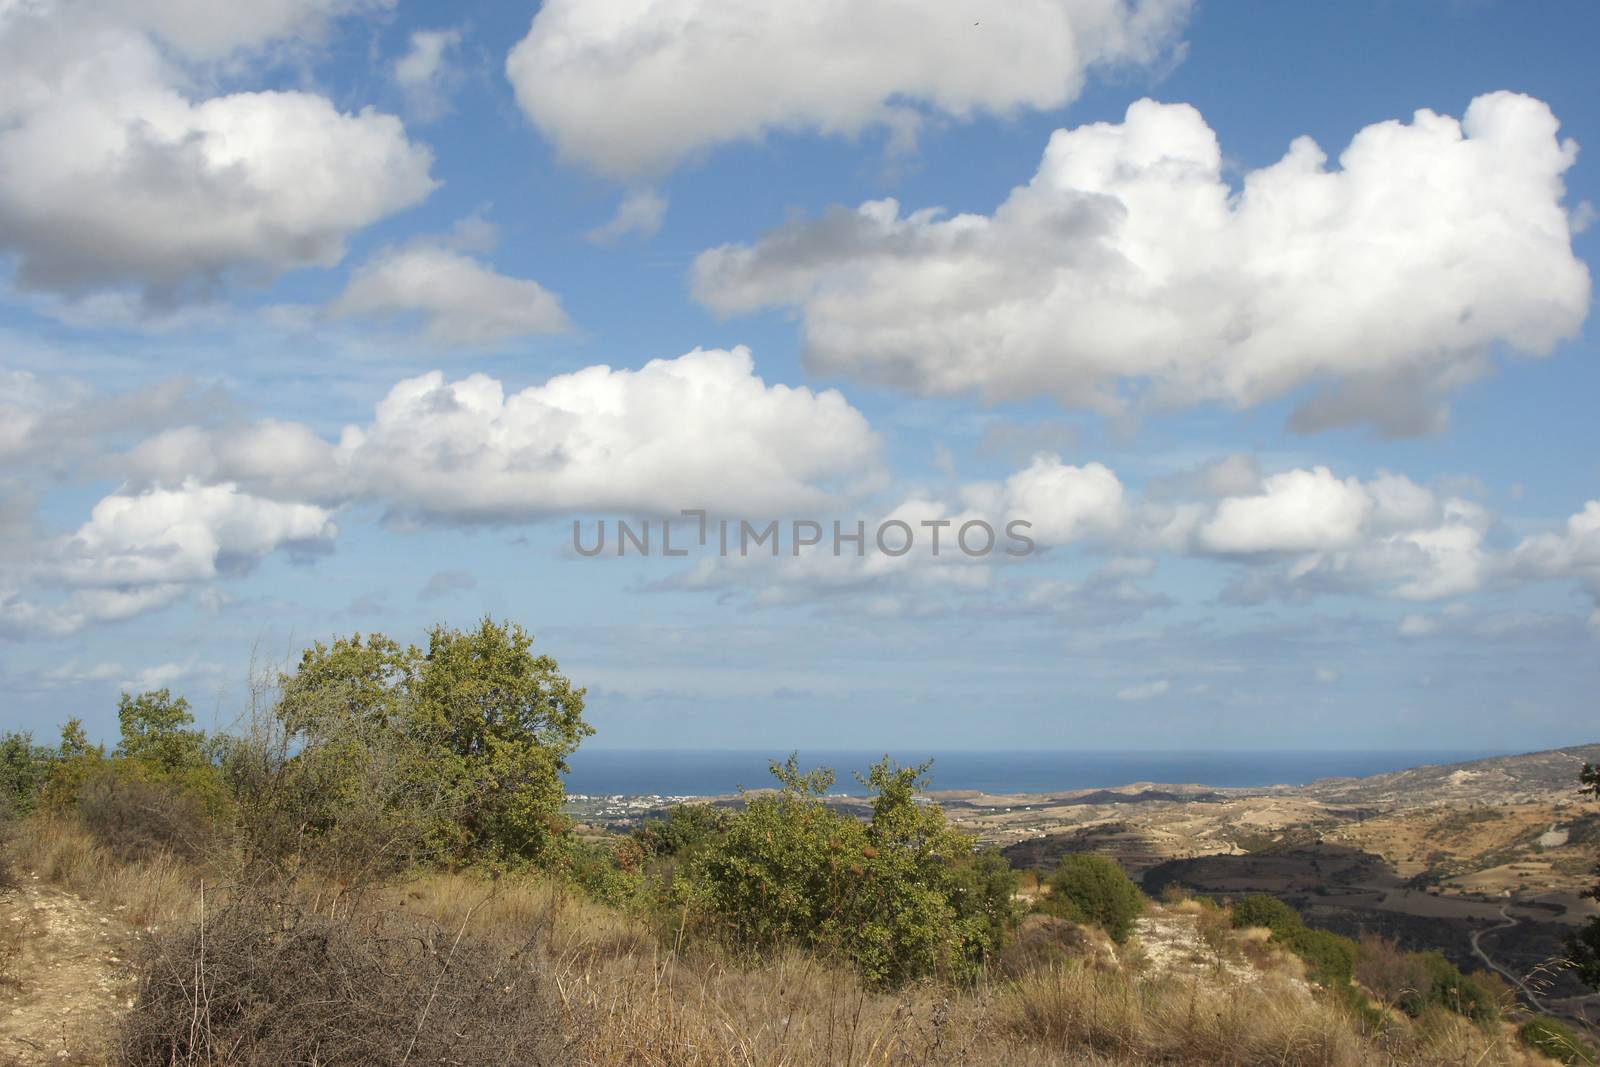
[563,748,1497,798]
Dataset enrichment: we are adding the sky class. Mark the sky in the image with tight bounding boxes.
[1,0,1597,754]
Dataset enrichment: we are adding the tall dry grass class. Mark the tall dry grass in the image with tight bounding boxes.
[2,838,1566,1067]
[21,816,198,928]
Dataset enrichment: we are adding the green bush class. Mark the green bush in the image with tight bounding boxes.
[1519,1016,1597,1065]
[1230,893,1302,935]
[564,837,646,908]
[632,803,730,858]
[1410,951,1498,1024]
[1041,854,1144,942]
[1284,926,1358,985]
[684,756,1010,987]
[1228,894,1361,988]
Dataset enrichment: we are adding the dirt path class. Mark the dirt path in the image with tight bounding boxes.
[0,872,135,1066]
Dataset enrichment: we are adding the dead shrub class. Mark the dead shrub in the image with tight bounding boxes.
[1355,933,1431,1012]
[77,768,217,864]
[119,884,570,1066]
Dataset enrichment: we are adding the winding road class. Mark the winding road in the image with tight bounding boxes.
[1470,904,1546,1010]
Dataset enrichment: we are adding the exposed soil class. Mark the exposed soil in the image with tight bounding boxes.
[0,873,134,1066]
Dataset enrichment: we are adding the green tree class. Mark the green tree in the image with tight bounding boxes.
[632,803,731,858]
[1041,854,1145,942]
[116,690,211,778]
[411,617,592,866]
[40,718,105,810]
[0,731,52,817]
[266,618,591,873]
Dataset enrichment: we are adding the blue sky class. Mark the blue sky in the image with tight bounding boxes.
[1,0,1597,753]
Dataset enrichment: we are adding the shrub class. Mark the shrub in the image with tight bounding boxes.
[38,718,103,811]
[1519,1015,1598,1065]
[565,837,646,908]
[1356,933,1432,1009]
[1412,951,1498,1024]
[75,765,218,863]
[120,886,568,1066]
[1283,926,1358,985]
[1230,893,1302,935]
[631,802,730,858]
[684,756,1008,986]
[951,848,1023,957]
[1040,854,1145,942]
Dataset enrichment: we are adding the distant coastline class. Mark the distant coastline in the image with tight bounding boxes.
[563,747,1498,799]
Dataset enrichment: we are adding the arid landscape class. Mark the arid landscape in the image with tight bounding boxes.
[3,740,1598,1064]
[572,744,1600,1031]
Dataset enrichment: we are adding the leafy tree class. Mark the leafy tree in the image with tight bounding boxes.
[40,718,105,810]
[266,618,591,873]
[412,618,592,866]
[116,690,212,778]
[0,731,53,817]
[1571,762,1600,989]
[632,803,731,859]
[685,756,1010,986]
[1041,854,1145,942]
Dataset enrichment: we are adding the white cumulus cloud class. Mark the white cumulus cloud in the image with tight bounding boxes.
[124,347,883,524]
[694,93,1590,435]
[329,242,571,346]
[506,0,1191,177]
[0,0,435,305]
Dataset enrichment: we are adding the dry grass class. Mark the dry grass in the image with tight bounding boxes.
[3,840,1568,1067]
[20,816,197,928]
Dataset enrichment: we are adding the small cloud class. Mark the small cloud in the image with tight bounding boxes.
[587,189,668,245]
[349,591,388,617]
[395,27,465,123]
[1116,679,1170,702]
[329,233,571,346]
[1397,613,1437,638]
[198,587,237,615]
[771,686,816,701]
[38,661,126,688]
[1313,667,1339,685]
[420,569,478,602]
[1571,200,1598,234]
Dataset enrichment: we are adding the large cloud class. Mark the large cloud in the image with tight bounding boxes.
[0,0,435,304]
[125,346,882,522]
[505,0,1191,178]
[695,93,1591,434]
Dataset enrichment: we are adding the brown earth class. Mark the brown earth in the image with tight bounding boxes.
[0,872,135,1066]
